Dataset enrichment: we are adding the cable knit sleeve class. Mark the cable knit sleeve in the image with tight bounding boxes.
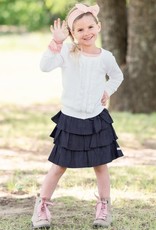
[104,52,124,96]
[40,43,69,72]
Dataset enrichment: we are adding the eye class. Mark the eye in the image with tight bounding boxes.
[78,28,83,32]
[89,26,93,29]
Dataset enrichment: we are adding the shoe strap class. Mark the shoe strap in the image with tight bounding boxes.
[37,198,53,221]
[96,200,108,220]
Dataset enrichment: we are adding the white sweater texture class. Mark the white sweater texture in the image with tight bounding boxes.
[40,44,124,119]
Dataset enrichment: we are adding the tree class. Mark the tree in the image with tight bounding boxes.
[97,0,128,111]
[97,0,156,113]
[126,0,156,113]
[0,0,95,30]
[97,0,127,65]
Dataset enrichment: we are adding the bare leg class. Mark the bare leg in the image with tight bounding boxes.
[93,165,112,227]
[93,164,110,198]
[40,163,67,199]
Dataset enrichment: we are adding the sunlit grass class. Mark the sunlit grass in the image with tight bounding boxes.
[0,104,156,150]
[110,166,156,193]
[112,112,156,140]
[0,104,55,150]
[0,31,51,51]
[5,170,43,195]
[1,165,156,196]
[0,166,156,230]
[0,30,101,52]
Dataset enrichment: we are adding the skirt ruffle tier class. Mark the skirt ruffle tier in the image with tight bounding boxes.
[48,109,123,168]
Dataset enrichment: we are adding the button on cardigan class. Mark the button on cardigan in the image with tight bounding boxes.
[40,44,124,119]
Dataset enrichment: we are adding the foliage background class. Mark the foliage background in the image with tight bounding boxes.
[0,0,95,30]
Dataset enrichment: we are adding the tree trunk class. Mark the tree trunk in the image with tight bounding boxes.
[97,0,128,111]
[127,0,156,113]
[97,0,127,65]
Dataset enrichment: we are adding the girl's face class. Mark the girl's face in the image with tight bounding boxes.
[71,15,101,48]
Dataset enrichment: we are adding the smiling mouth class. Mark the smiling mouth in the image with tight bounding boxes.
[83,36,93,41]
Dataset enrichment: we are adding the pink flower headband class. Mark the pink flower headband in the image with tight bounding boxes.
[67,3,100,30]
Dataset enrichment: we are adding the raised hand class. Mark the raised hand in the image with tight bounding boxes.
[50,18,69,43]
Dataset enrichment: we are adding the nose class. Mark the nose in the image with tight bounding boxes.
[83,29,90,36]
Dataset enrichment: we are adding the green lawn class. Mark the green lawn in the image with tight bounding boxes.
[0,104,156,149]
[0,166,156,230]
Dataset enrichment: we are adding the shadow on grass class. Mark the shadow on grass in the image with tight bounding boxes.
[0,196,155,230]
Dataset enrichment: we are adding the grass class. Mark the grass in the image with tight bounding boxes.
[5,170,41,195]
[1,204,156,230]
[113,111,156,141]
[0,104,156,150]
[0,29,101,52]
[2,166,156,195]
[0,166,156,229]
[0,30,51,51]
[0,104,55,150]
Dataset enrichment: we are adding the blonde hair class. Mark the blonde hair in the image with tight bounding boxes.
[66,5,99,54]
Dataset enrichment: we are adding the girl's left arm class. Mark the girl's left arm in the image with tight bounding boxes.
[104,54,124,97]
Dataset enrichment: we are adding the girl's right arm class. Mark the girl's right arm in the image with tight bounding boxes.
[40,49,64,72]
[40,19,69,72]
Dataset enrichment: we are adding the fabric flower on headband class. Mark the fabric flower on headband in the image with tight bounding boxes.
[67,3,100,30]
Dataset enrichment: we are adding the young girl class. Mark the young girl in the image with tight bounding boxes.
[31,3,124,229]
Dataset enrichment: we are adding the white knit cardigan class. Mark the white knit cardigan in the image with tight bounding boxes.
[40,44,124,119]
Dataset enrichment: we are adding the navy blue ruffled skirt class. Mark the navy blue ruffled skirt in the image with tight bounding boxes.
[48,109,123,168]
